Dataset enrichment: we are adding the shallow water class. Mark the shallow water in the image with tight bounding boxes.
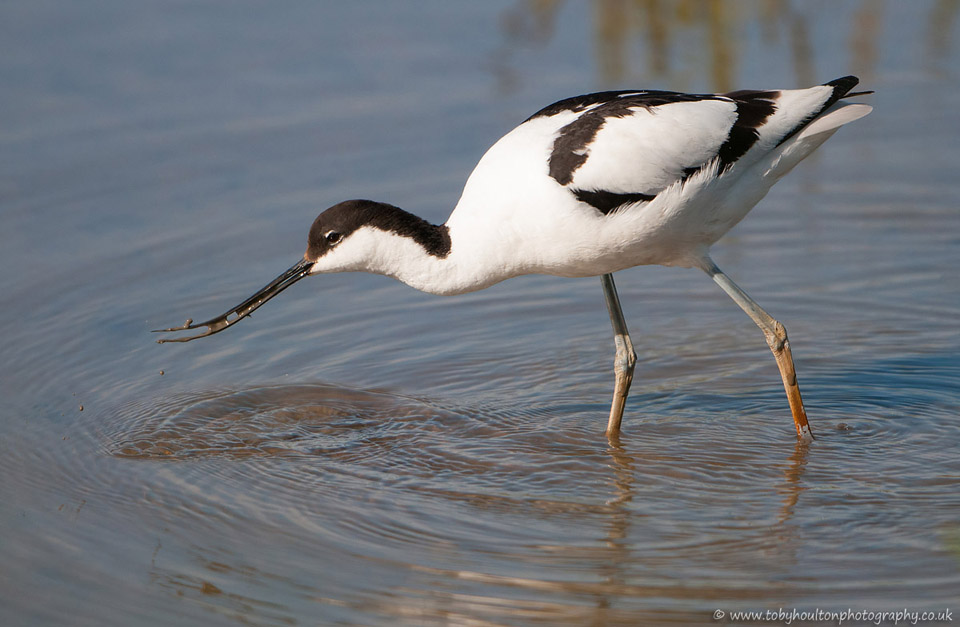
[2,1,959,625]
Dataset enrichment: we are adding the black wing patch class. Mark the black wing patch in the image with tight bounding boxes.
[542,90,728,215]
[716,90,779,172]
[527,89,716,122]
[539,78,862,217]
[545,91,721,187]
[674,90,778,184]
[572,190,656,215]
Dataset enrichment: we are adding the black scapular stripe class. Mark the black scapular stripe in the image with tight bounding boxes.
[572,189,656,215]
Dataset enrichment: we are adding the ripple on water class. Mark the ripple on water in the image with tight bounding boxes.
[93,368,960,621]
[102,383,622,507]
[107,384,434,461]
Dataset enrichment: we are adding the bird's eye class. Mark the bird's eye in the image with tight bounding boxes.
[325,231,342,245]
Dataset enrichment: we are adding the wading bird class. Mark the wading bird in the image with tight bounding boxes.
[156,76,872,441]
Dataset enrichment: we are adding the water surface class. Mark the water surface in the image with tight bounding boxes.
[2,1,959,625]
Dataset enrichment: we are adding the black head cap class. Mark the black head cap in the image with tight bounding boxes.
[305,199,451,261]
[306,199,389,261]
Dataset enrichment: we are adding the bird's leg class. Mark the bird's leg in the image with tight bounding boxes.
[601,273,637,438]
[702,260,813,441]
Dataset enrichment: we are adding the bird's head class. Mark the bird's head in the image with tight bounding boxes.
[303,199,399,275]
[153,199,399,343]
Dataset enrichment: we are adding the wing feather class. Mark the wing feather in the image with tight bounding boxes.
[535,77,865,214]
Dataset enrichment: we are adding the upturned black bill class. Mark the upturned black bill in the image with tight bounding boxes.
[153,258,312,343]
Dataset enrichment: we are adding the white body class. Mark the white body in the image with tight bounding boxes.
[310,86,871,296]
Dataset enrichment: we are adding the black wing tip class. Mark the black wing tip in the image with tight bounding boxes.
[768,76,869,148]
[821,75,872,114]
[824,75,871,102]
[826,75,860,90]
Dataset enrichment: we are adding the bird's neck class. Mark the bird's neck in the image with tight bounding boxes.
[353,204,513,296]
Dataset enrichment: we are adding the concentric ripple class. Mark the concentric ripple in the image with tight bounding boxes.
[105,383,461,461]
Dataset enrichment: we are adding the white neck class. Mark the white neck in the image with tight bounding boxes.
[310,218,516,296]
[368,226,517,296]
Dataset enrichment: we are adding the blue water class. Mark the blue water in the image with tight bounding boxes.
[2,1,959,625]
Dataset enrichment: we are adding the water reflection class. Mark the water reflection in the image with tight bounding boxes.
[149,545,301,626]
[599,437,635,611]
[103,382,827,622]
[496,0,957,90]
[492,0,565,93]
[927,0,960,74]
[775,440,809,527]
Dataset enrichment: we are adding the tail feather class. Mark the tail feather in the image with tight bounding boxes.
[797,103,872,140]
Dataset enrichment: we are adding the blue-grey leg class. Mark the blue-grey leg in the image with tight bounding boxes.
[601,273,637,437]
[702,260,814,441]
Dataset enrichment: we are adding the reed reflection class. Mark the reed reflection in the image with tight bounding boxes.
[926,0,960,73]
[495,0,949,91]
